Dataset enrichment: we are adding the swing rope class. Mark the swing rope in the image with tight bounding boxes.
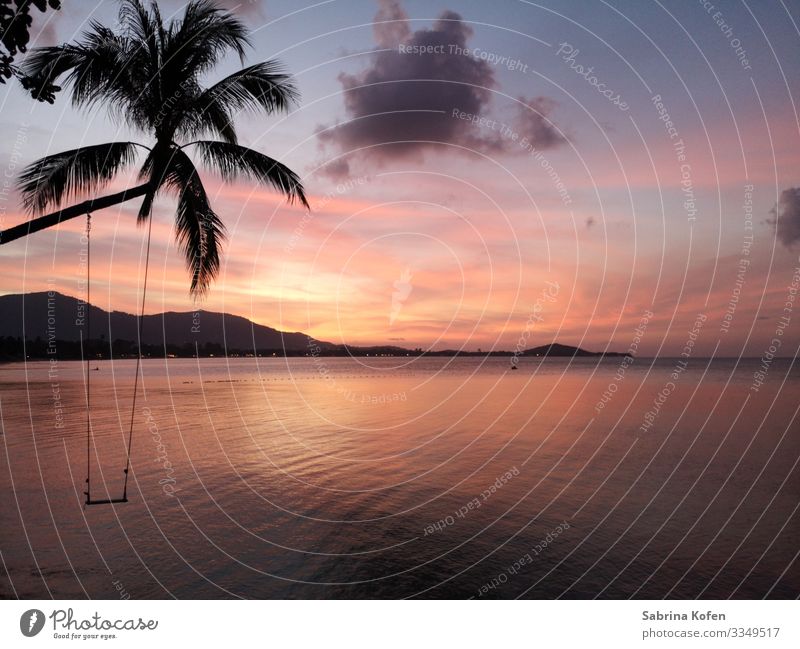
[85,213,92,505]
[84,208,154,506]
[122,206,154,500]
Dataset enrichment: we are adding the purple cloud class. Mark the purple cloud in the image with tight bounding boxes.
[769,187,800,247]
[317,1,563,178]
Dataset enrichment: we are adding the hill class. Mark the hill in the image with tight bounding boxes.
[0,292,623,360]
[0,291,326,357]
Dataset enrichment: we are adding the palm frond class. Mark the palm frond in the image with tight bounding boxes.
[201,61,298,115]
[118,0,159,65]
[160,148,226,296]
[179,61,297,143]
[18,142,138,214]
[193,140,309,208]
[22,44,82,86]
[22,23,135,115]
[136,143,176,222]
[189,98,238,144]
[165,0,249,79]
[117,0,168,111]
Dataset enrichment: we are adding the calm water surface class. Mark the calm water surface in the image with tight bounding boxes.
[1,356,798,598]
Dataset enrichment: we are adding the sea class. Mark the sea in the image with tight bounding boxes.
[0,356,798,599]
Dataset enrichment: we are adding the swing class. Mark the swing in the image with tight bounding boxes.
[83,209,153,507]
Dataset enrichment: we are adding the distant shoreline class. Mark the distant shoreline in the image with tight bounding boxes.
[0,345,626,362]
[3,352,793,364]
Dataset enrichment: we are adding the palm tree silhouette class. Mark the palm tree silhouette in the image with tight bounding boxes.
[2,0,308,295]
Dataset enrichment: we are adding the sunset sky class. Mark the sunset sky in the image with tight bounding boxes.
[1,0,799,356]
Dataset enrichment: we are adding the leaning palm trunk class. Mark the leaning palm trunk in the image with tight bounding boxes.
[0,183,150,245]
[3,0,308,296]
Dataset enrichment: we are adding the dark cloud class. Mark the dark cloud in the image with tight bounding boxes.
[769,187,800,247]
[319,10,493,159]
[317,157,351,180]
[317,2,563,177]
[513,96,564,151]
[373,0,411,48]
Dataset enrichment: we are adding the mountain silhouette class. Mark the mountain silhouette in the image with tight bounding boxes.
[0,292,324,352]
[0,292,621,359]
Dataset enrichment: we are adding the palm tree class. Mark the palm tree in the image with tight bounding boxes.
[2,0,308,296]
